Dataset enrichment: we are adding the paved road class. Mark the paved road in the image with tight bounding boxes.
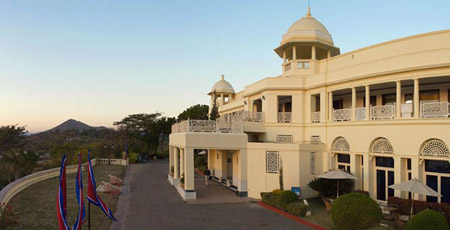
[111,160,313,230]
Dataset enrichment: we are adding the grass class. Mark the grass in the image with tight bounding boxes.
[303,197,397,230]
[4,164,126,230]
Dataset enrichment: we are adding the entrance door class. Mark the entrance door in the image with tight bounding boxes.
[376,169,394,201]
[227,153,233,182]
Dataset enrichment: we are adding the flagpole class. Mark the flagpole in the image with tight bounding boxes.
[88,202,91,230]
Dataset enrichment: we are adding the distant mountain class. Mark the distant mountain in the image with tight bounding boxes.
[46,119,108,132]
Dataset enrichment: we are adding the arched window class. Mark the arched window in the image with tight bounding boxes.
[421,138,450,157]
[332,137,350,152]
[370,137,394,154]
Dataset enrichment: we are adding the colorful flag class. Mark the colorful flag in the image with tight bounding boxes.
[87,150,118,221]
[57,155,70,230]
[73,153,86,230]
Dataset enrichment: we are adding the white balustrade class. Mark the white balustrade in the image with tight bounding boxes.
[371,104,396,120]
[171,119,243,134]
[243,111,264,122]
[333,108,352,122]
[278,112,292,123]
[277,135,293,143]
[421,102,450,118]
[355,107,366,120]
[311,112,320,123]
[297,61,310,69]
[189,120,216,132]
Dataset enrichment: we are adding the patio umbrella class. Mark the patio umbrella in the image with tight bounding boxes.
[317,169,358,197]
[388,178,441,217]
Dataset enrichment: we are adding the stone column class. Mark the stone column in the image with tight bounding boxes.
[174,147,179,179]
[351,87,356,121]
[311,45,316,60]
[320,91,327,123]
[394,156,402,197]
[237,149,248,196]
[169,146,173,174]
[363,153,370,192]
[327,50,331,59]
[414,79,420,118]
[365,85,370,120]
[180,148,185,178]
[396,81,402,118]
[184,147,195,191]
[293,45,296,60]
[328,91,333,122]
[283,50,286,64]
[411,157,420,200]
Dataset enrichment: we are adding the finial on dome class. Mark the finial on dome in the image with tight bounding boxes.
[221,74,225,80]
[306,0,312,17]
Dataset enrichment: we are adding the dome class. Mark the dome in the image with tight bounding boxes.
[209,75,235,95]
[281,8,333,46]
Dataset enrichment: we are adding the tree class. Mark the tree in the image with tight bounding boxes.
[177,104,209,121]
[114,113,175,155]
[210,90,219,120]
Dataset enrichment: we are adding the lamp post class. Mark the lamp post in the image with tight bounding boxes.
[104,143,115,165]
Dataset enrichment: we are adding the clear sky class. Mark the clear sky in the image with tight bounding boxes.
[1,0,449,132]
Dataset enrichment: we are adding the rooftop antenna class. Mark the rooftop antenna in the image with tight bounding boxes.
[307,0,312,17]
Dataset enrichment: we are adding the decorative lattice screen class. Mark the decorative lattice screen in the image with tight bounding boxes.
[266,151,279,173]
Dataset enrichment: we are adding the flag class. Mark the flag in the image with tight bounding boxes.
[87,150,118,221]
[125,143,128,158]
[57,155,70,230]
[73,153,86,230]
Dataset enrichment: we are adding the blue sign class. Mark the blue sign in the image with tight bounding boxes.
[291,187,301,197]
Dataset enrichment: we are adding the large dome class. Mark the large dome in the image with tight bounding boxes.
[209,75,235,95]
[281,8,334,46]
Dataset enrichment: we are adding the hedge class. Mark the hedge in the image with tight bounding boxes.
[331,192,382,230]
[286,202,307,217]
[406,209,449,230]
[279,191,298,210]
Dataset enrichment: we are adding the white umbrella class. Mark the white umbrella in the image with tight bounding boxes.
[317,169,359,197]
[388,178,441,217]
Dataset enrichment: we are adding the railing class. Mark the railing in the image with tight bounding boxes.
[278,112,292,123]
[243,111,264,122]
[297,61,310,69]
[285,63,291,71]
[311,112,320,123]
[371,104,396,120]
[220,111,264,123]
[171,119,243,134]
[333,108,352,122]
[277,135,293,143]
[356,107,366,120]
[421,102,450,118]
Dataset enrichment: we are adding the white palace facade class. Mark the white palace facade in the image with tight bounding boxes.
[169,8,450,203]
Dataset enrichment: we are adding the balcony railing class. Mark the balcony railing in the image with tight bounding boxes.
[171,120,243,134]
[297,61,310,69]
[371,104,396,120]
[284,63,291,71]
[333,108,352,122]
[311,112,320,123]
[355,107,366,120]
[220,111,264,123]
[278,112,292,123]
[421,102,450,118]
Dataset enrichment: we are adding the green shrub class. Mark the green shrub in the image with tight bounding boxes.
[272,189,283,196]
[262,193,279,207]
[406,209,449,230]
[198,165,206,174]
[279,190,299,210]
[331,192,382,230]
[194,154,207,168]
[286,202,307,217]
[128,152,139,163]
[180,174,185,184]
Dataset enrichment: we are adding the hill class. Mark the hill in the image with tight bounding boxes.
[47,119,106,132]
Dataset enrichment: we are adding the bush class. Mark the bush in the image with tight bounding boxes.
[194,154,207,168]
[198,165,206,174]
[331,192,382,230]
[406,209,449,230]
[262,193,279,207]
[308,177,354,198]
[128,152,139,163]
[279,191,298,210]
[286,202,307,217]
[272,189,283,196]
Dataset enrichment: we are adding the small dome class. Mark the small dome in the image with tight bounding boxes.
[209,75,235,95]
[281,8,333,46]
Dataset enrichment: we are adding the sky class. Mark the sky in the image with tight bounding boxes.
[0,0,449,132]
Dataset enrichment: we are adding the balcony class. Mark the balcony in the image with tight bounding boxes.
[421,102,450,118]
[371,104,396,120]
[333,108,352,122]
[278,112,292,123]
[311,112,320,123]
[171,120,243,134]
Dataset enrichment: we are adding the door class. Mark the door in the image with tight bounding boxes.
[376,169,395,201]
[227,153,233,181]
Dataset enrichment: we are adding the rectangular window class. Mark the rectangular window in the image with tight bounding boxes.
[337,154,350,163]
[266,151,279,173]
[425,160,450,174]
[310,152,316,175]
[316,96,320,112]
[375,157,394,168]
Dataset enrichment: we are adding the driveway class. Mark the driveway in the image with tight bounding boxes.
[111,160,313,230]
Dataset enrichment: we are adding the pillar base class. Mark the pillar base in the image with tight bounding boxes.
[168,174,180,186]
[237,191,248,197]
[175,184,196,200]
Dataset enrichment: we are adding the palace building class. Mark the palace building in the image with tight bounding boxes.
[169,7,450,202]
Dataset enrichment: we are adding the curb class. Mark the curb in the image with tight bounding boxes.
[258,202,329,230]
